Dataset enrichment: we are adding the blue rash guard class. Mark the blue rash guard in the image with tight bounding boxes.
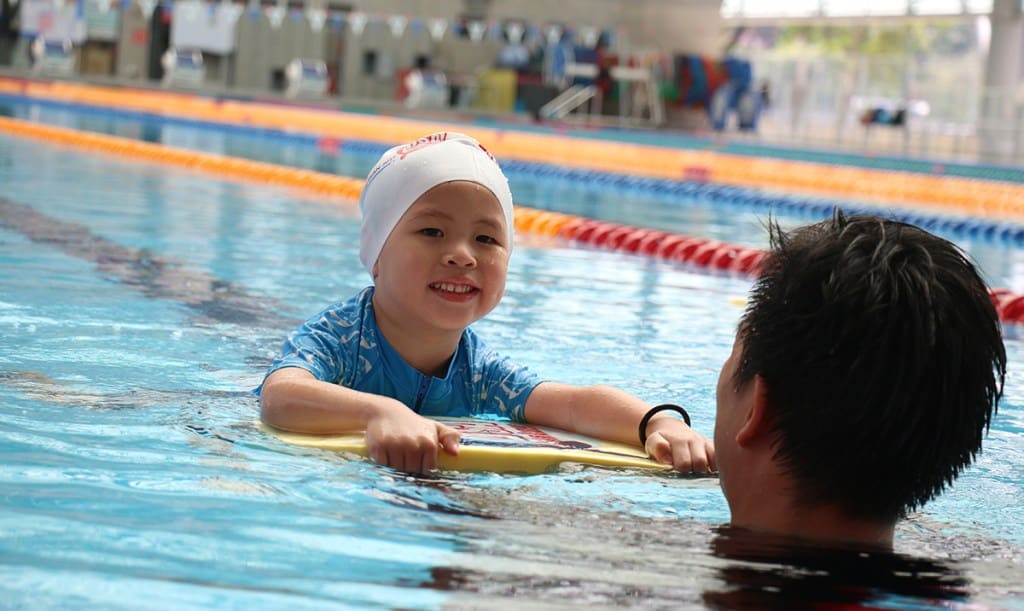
[259,287,541,421]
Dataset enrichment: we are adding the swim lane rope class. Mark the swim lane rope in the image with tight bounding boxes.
[6,78,1024,246]
[3,114,1024,324]
[4,77,1024,219]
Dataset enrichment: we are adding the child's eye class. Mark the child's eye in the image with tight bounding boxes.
[476,235,499,245]
[419,228,443,237]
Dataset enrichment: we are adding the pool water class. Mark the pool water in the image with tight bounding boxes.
[0,100,1022,609]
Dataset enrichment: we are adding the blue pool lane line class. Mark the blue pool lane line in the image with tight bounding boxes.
[0,195,300,330]
[7,114,1024,325]
[4,92,1024,248]
[5,89,1024,184]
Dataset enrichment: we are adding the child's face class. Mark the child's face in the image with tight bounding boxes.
[371,180,510,335]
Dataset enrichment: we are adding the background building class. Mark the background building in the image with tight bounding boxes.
[2,0,1022,164]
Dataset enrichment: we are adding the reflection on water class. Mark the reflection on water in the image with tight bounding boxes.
[0,196,299,329]
[702,526,973,610]
[401,482,1022,609]
[8,369,1015,608]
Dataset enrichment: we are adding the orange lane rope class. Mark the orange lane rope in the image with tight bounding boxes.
[4,114,1024,323]
[4,77,1024,220]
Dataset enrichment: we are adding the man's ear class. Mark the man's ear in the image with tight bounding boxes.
[735,375,771,447]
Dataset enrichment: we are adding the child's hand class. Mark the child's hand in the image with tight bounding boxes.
[644,419,716,474]
[364,406,461,474]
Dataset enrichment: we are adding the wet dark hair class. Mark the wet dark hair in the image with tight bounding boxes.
[735,210,1005,522]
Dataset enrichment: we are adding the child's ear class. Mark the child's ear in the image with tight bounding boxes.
[372,262,379,279]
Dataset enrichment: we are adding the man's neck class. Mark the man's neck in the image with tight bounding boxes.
[725,454,894,549]
[730,495,895,549]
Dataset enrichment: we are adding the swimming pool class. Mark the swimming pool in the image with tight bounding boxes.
[1,95,1022,608]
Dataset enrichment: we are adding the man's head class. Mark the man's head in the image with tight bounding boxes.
[716,211,1005,530]
[358,132,514,277]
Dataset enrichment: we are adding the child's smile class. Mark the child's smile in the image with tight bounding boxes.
[430,279,481,302]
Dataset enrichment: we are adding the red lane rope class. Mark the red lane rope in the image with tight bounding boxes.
[4,115,1020,325]
[540,213,1024,325]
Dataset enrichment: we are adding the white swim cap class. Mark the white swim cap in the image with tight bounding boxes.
[358,132,514,277]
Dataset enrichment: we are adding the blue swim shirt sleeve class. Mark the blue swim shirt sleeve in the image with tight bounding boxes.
[464,329,541,423]
[257,289,370,393]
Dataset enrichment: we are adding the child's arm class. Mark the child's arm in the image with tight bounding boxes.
[260,367,461,473]
[522,382,715,473]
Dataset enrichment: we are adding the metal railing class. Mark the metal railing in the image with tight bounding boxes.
[743,56,1024,167]
[539,84,599,120]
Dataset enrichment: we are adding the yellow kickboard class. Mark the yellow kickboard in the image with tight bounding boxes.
[260,417,670,474]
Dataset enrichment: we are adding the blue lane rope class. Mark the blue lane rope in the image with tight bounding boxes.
[4,92,1024,247]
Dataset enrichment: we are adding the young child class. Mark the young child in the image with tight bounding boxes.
[259,132,714,474]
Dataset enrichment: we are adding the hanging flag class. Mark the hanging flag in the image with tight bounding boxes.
[348,11,367,35]
[427,17,446,41]
[467,19,485,41]
[307,7,325,32]
[545,23,562,45]
[506,21,524,44]
[387,14,406,37]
